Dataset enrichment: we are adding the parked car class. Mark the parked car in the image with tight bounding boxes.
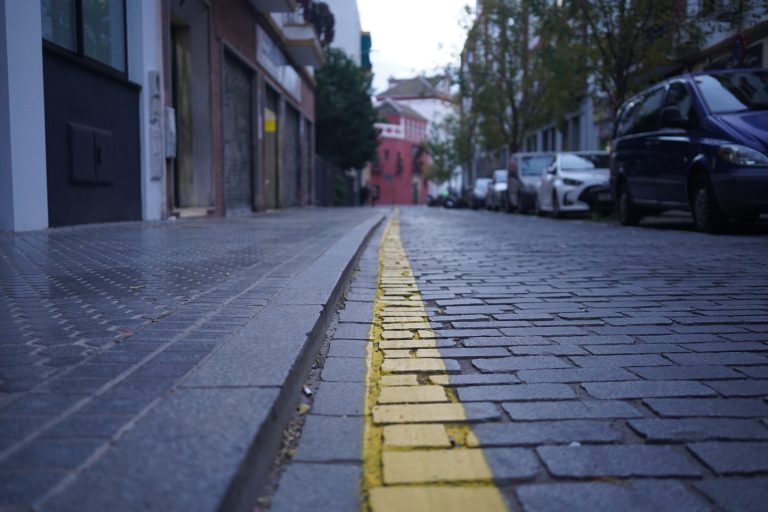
[537,152,612,217]
[471,177,492,209]
[507,152,556,213]
[486,169,509,211]
[611,68,768,232]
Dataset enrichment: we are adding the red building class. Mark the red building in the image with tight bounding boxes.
[370,99,429,205]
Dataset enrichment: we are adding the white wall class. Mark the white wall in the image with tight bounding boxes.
[0,1,48,231]
[324,0,361,63]
[130,0,165,221]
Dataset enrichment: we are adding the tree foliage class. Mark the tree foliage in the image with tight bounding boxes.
[425,116,459,184]
[315,48,378,169]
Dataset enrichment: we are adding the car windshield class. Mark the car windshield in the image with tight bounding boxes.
[694,71,768,114]
[560,153,609,171]
[520,155,554,176]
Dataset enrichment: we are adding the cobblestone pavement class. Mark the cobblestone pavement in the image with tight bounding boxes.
[0,208,383,510]
[271,207,768,512]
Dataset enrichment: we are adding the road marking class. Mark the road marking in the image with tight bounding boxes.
[361,213,507,511]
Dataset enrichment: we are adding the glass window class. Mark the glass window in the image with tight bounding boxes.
[695,71,768,114]
[560,153,610,171]
[83,0,126,71]
[41,0,76,51]
[40,0,126,72]
[664,82,695,126]
[616,99,639,138]
[520,155,554,176]
[631,88,665,134]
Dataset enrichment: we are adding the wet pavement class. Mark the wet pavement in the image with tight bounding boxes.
[271,207,768,512]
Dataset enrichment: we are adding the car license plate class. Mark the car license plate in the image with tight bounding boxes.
[597,192,611,201]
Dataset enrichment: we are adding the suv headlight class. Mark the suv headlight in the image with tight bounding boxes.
[718,144,768,166]
[562,178,583,186]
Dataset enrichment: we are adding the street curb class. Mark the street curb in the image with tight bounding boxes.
[218,211,387,512]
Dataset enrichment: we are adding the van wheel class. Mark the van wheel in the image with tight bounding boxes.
[692,177,727,233]
[618,183,641,226]
[535,197,544,217]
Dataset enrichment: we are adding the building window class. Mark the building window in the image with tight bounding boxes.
[384,149,390,161]
[41,0,127,73]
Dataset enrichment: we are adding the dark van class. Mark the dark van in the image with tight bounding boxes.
[611,69,768,232]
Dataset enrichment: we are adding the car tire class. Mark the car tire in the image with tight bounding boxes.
[535,196,544,216]
[692,177,727,233]
[618,182,641,226]
[552,191,562,219]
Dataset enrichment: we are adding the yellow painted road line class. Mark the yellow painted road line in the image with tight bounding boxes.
[361,213,508,512]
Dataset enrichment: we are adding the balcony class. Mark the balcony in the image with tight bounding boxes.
[250,0,297,13]
[283,14,323,67]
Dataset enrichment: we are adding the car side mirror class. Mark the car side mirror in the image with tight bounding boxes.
[547,166,556,174]
[661,107,688,129]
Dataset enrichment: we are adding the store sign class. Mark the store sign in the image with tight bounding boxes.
[257,26,302,102]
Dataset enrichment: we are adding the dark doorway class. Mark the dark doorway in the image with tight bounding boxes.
[223,54,253,211]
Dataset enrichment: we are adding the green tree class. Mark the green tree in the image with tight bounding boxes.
[425,116,459,184]
[315,48,378,169]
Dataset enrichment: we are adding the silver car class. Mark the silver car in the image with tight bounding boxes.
[507,152,556,214]
[537,152,613,217]
[486,169,509,211]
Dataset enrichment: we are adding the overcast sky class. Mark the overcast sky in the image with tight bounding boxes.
[357,0,473,94]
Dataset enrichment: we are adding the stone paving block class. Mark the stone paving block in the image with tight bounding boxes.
[695,477,768,512]
[472,356,572,373]
[704,380,768,397]
[312,382,365,416]
[327,340,368,358]
[687,442,768,474]
[517,480,709,512]
[382,424,452,447]
[373,402,499,424]
[464,336,551,347]
[582,381,716,399]
[734,366,768,378]
[501,327,588,337]
[503,400,642,420]
[433,329,503,338]
[293,415,362,462]
[551,335,636,345]
[38,387,280,512]
[0,438,102,470]
[334,323,372,340]
[378,339,445,349]
[338,303,374,324]
[510,345,588,356]
[425,347,510,358]
[569,355,673,368]
[381,330,414,340]
[457,383,575,402]
[369,486,507,512]
[683,342,768,352]
[517,368,638,383]
[320,357,367,382]
[0,472,65,509]
[380,374,419,386]
[271,463,361,512]
[382,448,537,484]
[381,358,459,373]
[537,444,702,478]
[44,414,132,439]
[630,365,743,380]
[382,349,412,359]
[377,385,448,404]
[643,398,768,418]
[628,418,768,441]
[470,420,621,446]
[666,352,767,366]
[584,344,688,355]
[430,374,520,386]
